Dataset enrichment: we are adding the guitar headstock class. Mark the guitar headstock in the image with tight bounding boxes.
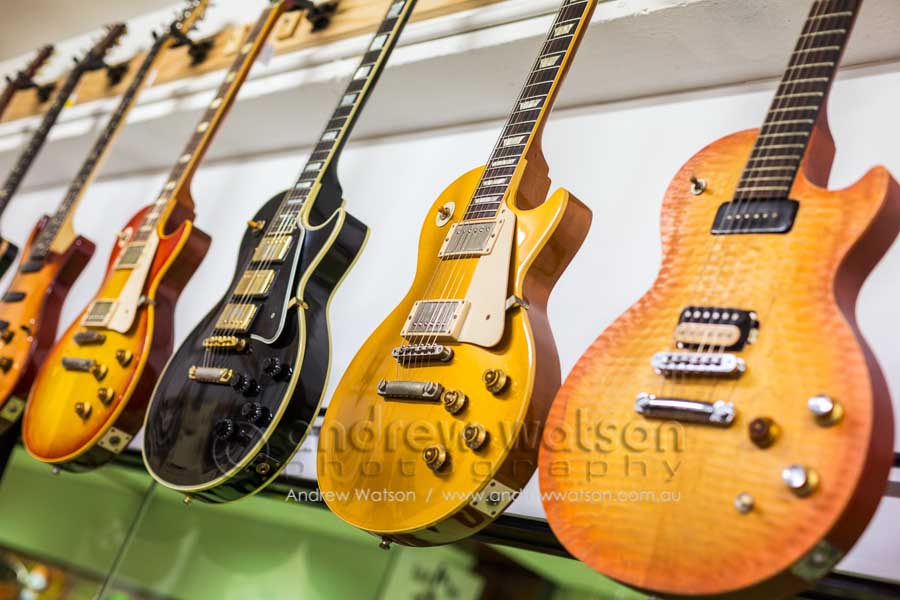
[170,0,211,37]
[81,23,128,66]
[22,45,55,79]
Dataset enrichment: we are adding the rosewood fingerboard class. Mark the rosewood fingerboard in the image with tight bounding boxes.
[734,0,860,201]
[132,2,291,242]
[462,0,595,222]
[0,45,54,120]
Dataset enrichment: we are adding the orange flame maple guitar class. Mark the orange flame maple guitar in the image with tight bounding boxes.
[540,1,898,597]
[319,0,595,547]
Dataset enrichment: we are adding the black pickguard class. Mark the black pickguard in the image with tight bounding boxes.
[0,238,19,281]
[143,187,367,502]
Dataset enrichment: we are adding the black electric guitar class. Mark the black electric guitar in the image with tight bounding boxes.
[0,28,126,279]
[0,45,55,119]
[143,0,417,503]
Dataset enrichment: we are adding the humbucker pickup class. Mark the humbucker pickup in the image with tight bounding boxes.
[675,306,759,351]
[376,379,444,402]
[392,344,454,365]
[252,235,292,263]
[401,300,469,340]
[233,269,275,298]
[19,259,43,273]
[82,300,116,327]
[202,336,247,351]
[439,220,500,258]
[652,352,746,378]
[115,243,146,269]
[215,303,258,332]
[711,199,799,234]
[189,366,234,385]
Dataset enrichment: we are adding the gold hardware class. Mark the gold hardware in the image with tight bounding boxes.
[483,369,509,395]
[215,303,258,332]
[97,387,115,406]
[255,462,271,476]
[423,445,448,472]
[202,336,247,351]
[92,363,108,382]
[0,357,11,373]
[115,349,133,367]
[442,389,467,414]
[183,495,193,505]
[189,366,234,385]
[247,219,266,232]
[75,402,92,421]
[251,235,292,263]
[463,423,489,450]
[0,330,13,343]
[233,270,276,297]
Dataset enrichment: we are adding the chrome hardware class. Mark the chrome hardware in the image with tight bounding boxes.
[75,402,92,421]
[734,492,755,514]
[97,387,115,406]
[436,201,455,227]
[634,393,735,427]
[74,331,106,346]
[438,220,502,258]
[483,369,509,395]
[392,344,454,365]
[401,300,469,340]
[652,351,746,378]
[463,423,488,450]
[782,465,819,497]
[749,417,780,448]
[378,538,392,551]
[203,336,248,351]
[690,175,707,195]
[423,445,448,472]
[442,389,467,414]
[189,366,234,385]
[252,235,292,263]
[62,357,107,381]
[505,295,529,312]
[115,349,133,367]
[377,379,443,402]
[808,394,843,426]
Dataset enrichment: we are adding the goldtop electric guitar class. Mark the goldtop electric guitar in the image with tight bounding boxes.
[0,6,212,437]
[143,0,413,504]
[318,0,595,547]
[539,1,898,597]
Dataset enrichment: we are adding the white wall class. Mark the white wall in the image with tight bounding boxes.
[5,44,900,585]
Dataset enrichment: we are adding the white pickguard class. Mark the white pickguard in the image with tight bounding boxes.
[106,233,160,334]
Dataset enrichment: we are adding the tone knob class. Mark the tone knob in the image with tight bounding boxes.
[0,357,12,372]
[463,423,489,450]
[749,417,780,448]
[808,394,843,426]
[115,349,133,367]
[441,389,467,414]
[263,357,291,380]
[213,418,236,441]
[74,402,92,421]
[231,373,259,395]
[91,363,108,382]
[423,445,448,472]
[782,465,820,497]
[240,401,272,426]
[0,329,13,343]
[97,387,115,406]
[483,369,509,395]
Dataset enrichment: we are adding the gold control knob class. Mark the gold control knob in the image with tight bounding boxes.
[782,465,820,497]
[91,363,108,382]
[483,369,509,395]
[749,417,780,449]
[423,445,448,472]
[0,357,11,373]
[808,394,843,427]
[115,349,133,367]
[0,330,13,344]
[75,402,92,421]
[463,423,489,451]
[442,389,467,414]
[97,387,115,406]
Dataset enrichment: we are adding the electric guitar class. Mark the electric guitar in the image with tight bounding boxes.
[143,0,415,504]
[318,0,594,547]
[0,25,131,435]
[539,1,898,597]
[0,45,55,119]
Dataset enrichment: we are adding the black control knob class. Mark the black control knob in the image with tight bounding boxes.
[241,401,272,427]
[263,357,291,381]
[213,418,236,441]
[229,373,259,396]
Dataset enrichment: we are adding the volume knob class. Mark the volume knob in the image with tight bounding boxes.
[213,418,236,441]
[423,445,448,472]
[240,401,272,426]
[263,357,291,380]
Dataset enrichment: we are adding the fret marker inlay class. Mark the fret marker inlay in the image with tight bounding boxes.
[502,135,526,147]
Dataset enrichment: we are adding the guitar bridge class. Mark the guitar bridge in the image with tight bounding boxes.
[391,344,454,365]
[377,379,444,402]
[652,351,746,378]
[635,393,736,426]
[189,366,234,385]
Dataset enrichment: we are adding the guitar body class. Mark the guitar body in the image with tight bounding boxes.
[22,205,210,471]
[539,128,899,598]
[319,165,591,546]
[0,238,19,281]
[0,217,93,435]
[142,189,368,502]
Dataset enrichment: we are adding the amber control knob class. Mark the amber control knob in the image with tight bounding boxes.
[115,349,133,367]
[442,389,467,414]
[749,417,780,449]
[0,330,13,344]
[463,423,489,451]
[91,363,108,382]
[75,402,92,421]
[808,394,843,426]
[0,357,12,373]
[483,369,509,395]
[97,387,115,406]
[423,445,448,472]
[782,465,820,497]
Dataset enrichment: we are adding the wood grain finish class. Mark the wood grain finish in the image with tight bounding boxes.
[539,127,899,598]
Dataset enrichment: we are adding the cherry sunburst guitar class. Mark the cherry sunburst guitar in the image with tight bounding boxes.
[318,0,594,547]
[0,25,131,435]
[540,1,898,597]
[142,0,412,503]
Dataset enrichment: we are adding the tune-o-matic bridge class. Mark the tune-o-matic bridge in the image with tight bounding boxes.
[202,335,247,351]
[392,344,454,365]
[711,199,799,235]
[215,303,258,332]
[401,300,469,340]
[376,379,444,402]
[675,306,759,351]
[252,235,292,263]
[438,220,501,258]
[652,352,746,378]
[635,393,736,427]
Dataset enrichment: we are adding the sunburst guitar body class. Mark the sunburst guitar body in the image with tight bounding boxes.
[0,218,94,435]
[23,204,209,470]
[539,125,900,597]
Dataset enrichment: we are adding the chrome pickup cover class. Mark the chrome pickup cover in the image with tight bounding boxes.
[376,379,444,402]
[391,344,454,365]
[652,351,746,378]
[635,393,736,426]
[401,300,469,340]
[438,220,500,258]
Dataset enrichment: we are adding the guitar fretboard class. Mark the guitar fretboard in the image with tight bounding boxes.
[462,0,595,222]
[265,0,418,234]
[734,0,860,201]
[134,3,286,242]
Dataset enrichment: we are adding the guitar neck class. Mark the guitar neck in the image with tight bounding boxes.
[734,0,861,201]
[0,45,54,120]
[279,0,418,220]
[139,2,290,238]
[462,0,595,222]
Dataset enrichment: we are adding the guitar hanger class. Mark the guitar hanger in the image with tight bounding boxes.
[75,53,131,87]
[6,71,55,103]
